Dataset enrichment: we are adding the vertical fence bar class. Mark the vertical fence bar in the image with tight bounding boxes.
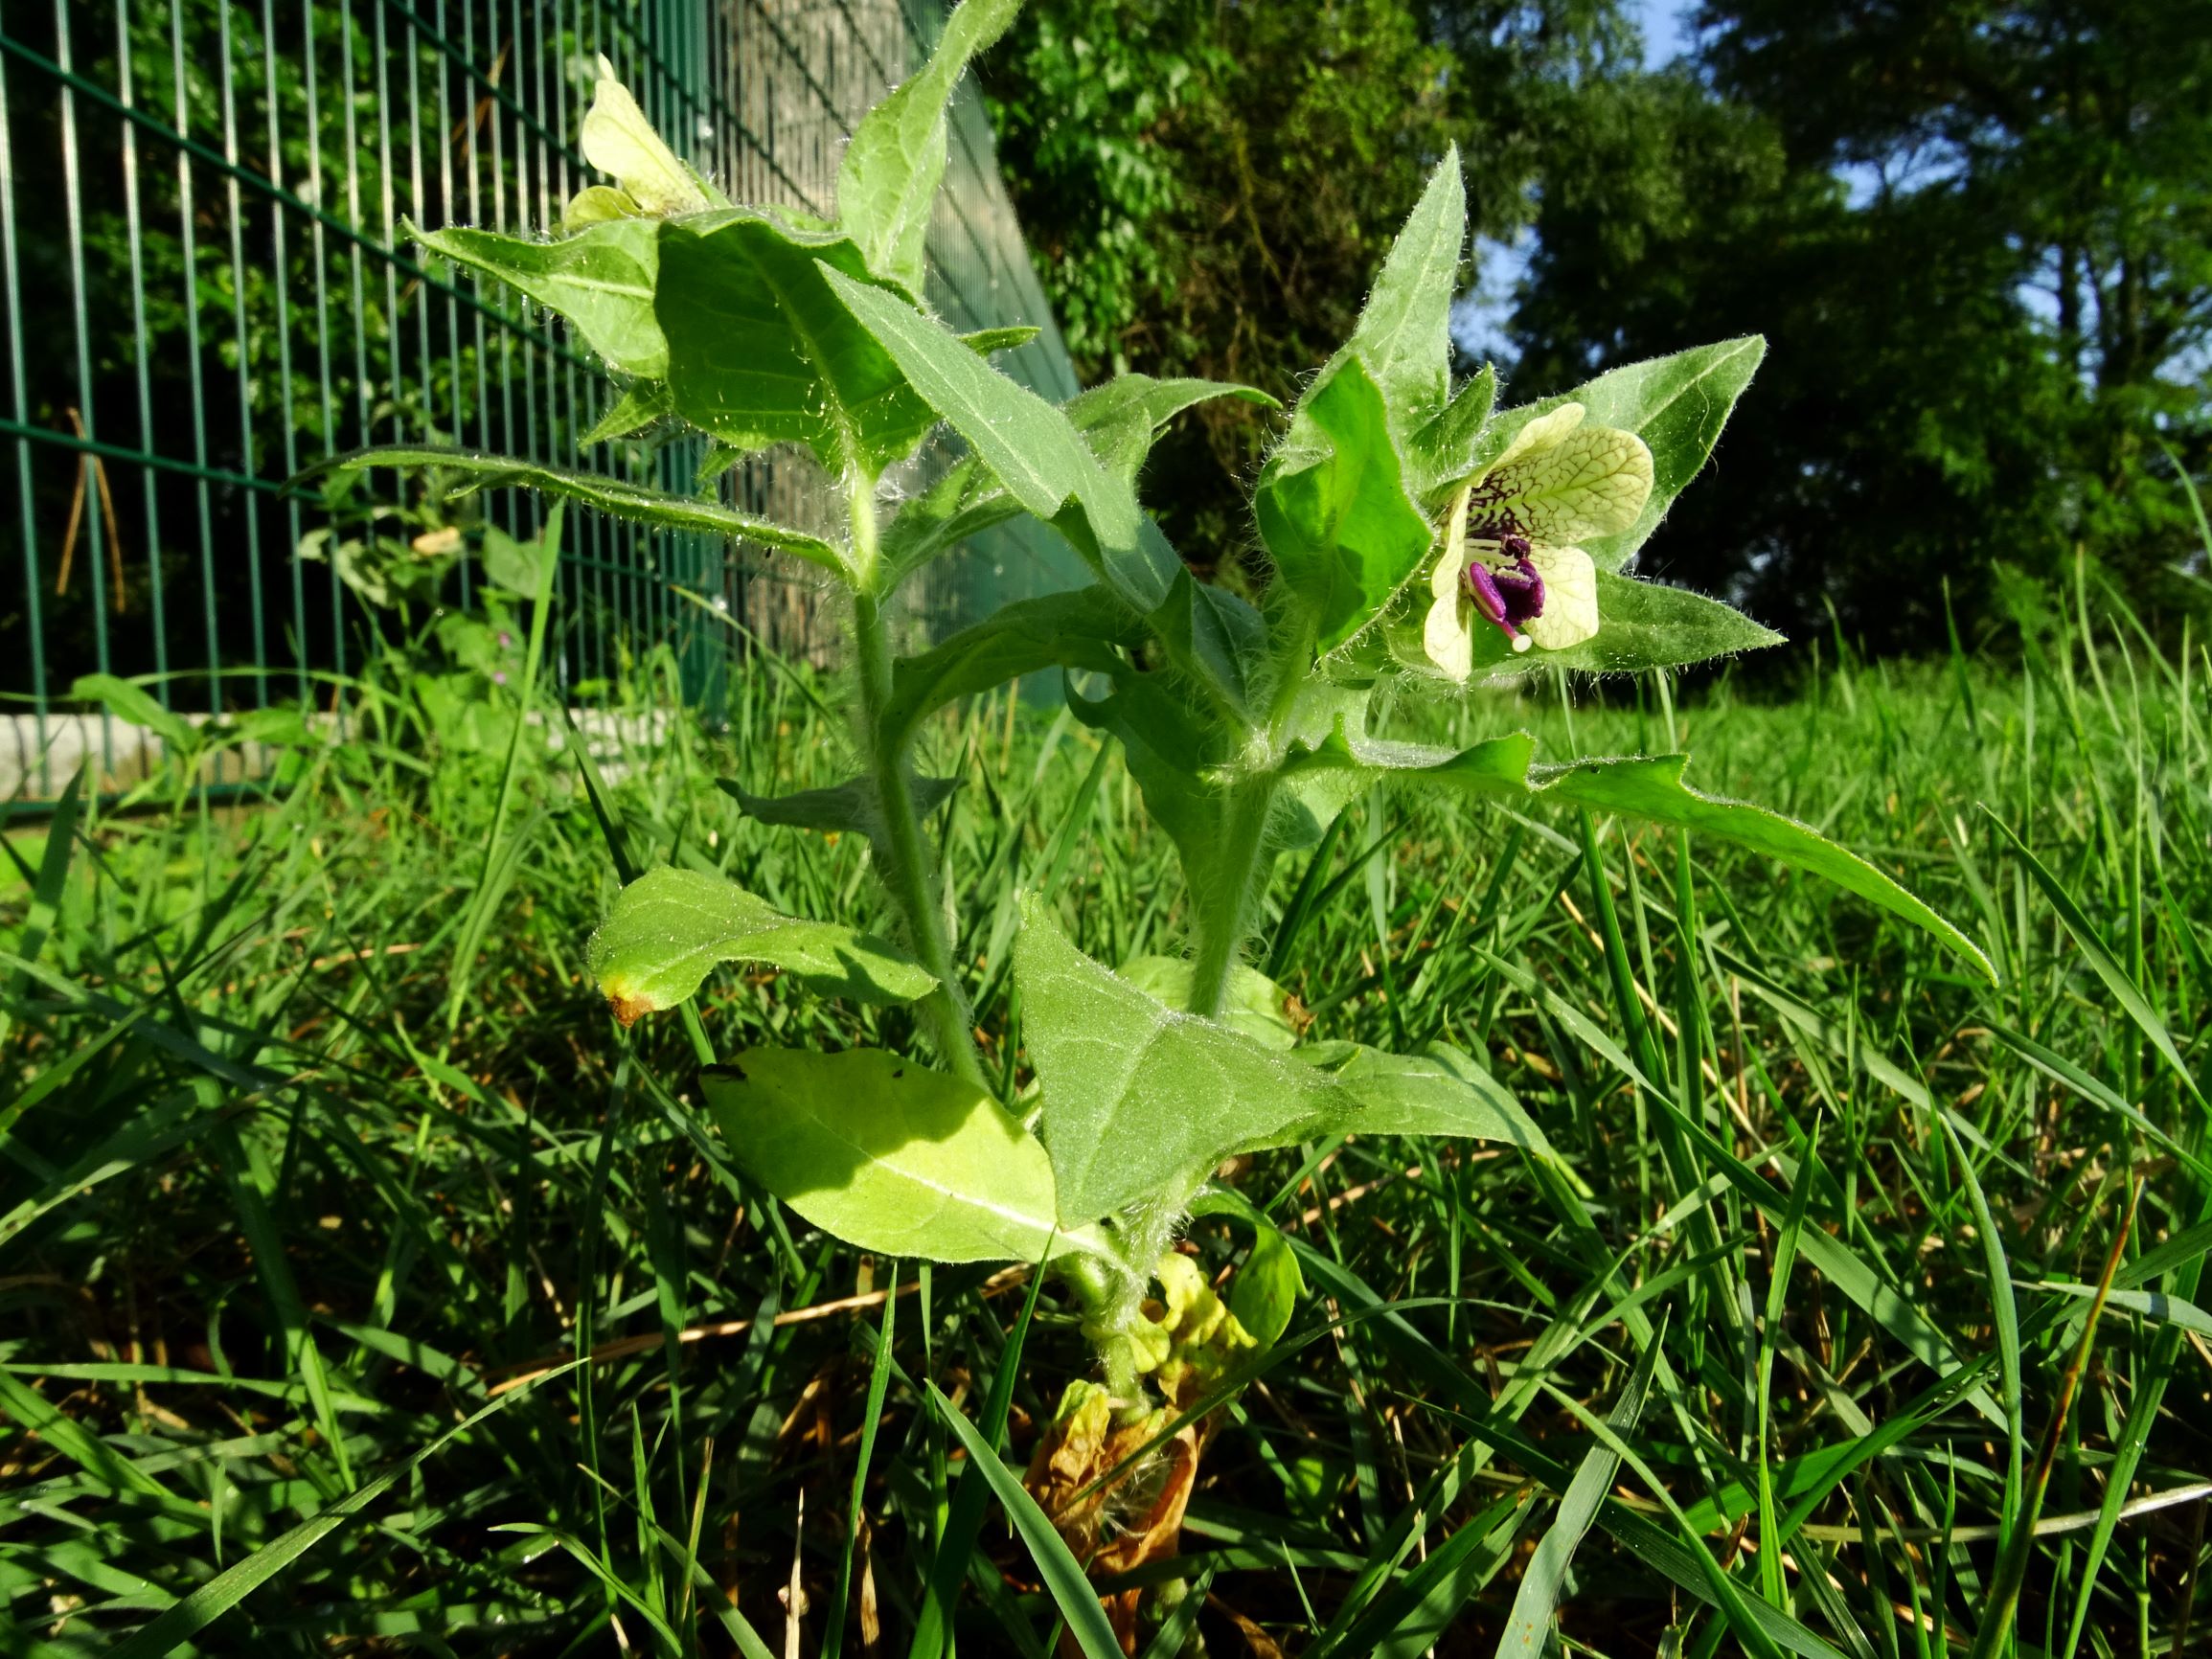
[1,0,1080,799]
[0,51,50,795]
[54,0,116,776]
[262,0,307,705]
[116,0,170,704]
[215,1,267,709]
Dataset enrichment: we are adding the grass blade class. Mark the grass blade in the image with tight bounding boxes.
[1968,1180,2141,1659]
[822,1261,899,1659]
[924,1380,1124,1659]
[105,1362,584,1657]
[1982,807,2205,1107]
[908,1252,1054,1658]
[1499,1320,1664,1655]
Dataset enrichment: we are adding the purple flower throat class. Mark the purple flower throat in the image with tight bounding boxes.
[1465,539,1545,640]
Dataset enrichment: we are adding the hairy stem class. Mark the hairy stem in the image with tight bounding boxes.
[1083,1178,1202,1403]
[1183,778,1277,1020]
[848,478,988,1092]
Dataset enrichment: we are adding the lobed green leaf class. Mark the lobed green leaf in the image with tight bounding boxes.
[1298,1040,1556,1157]
[835,0,1022,297]
[876,375,1260,590]
[1015,903,1553,1224]
[657,213,936,475]
[1065,673,1263,912]
[309,446,848,574]
[1283,721,1996,981]
[579,380,673,446]
[1323,148,1464,433]
[414,219,667,378]
[1459,570,1785,680]
[1407,362,1497,497]
[1119,956,1298,1051]
[702,1048,1112,1265]
[821,270,1189,622]
[585,866,935,1021]
[1015,900,1349,1223]
[1256,355,1435,655]
[883,586,1143,750]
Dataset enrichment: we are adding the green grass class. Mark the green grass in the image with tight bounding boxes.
[2,583,2207,1656]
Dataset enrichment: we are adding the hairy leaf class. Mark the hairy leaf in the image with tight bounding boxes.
[1440,570,1786,681]
[883,586,1142,750]
[1016,904,1552,1223]
[1299,1040,1555,1157]
[1150,570,1271,716]
[1327,148,1463,432]
[701,1049,1110,1265]
[1283,723,1995,980]
[414,219,667,378]
[717,773,959,845]
[1015,900,1345,1223]
[586,866,935,1021]
[1408,362,1497,496]
[657,214,935,475]
[879,374,1267,591]
[1065,673,1268,914]
[878,449,1028,588]
[821,271,1189,622]
[835,0,1022,295]
[579,381,673,446]
[313,446,847,573]
[1065,374,1278,483]
[1118,956,1297,1049]
[1256,356,1434,655]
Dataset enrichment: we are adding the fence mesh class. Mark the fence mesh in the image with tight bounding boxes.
[0,0,1084,795]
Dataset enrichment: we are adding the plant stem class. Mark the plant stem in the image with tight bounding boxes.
[848,477,989,1092]
[1183,777,1276,1019]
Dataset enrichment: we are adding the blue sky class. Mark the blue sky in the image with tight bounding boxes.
[1453,1,1690,363]
[1636,0,1692,67]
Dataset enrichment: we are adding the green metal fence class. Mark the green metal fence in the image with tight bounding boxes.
[0,0,1084,796]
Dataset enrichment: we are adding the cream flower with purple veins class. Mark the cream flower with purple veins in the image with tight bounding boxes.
[1423,402,1654,678]
[563,57,715,229]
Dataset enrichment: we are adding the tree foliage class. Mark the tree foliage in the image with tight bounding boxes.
[987,0,2212,653]
[1510,0,2212,651]
[985,1,1631,570]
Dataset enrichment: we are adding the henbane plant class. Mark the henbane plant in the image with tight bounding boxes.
[315,0,1995,1626]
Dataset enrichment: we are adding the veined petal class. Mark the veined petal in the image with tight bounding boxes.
[1431,484,1473,602]
[1488,402,1585,476]
[1522,546,1599,650]
[1425,591,1475,681]
[1494,426,1653,545]
[582,57,710,216]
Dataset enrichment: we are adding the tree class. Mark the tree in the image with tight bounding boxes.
[985,1,1631,573]
[1508,0,2212,653]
